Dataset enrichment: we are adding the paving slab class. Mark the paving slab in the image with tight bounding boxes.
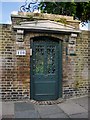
[39,114,49,118]
[0,102,2,117]
[69,112,88,118]
[57,100,87,115]
[15,110,40,118]
[72,97,88,110]
[2,102,14,116]
[14,102,35,111]
[14,102,40,118]
[2,115,14,118]
[39,113,69,119]
[0,116,2,120]
[48,112,69,118]
[1,96,88,119]
[35,104,63,116]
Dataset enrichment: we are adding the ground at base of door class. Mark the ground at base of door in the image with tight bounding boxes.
[1,96,89,119]
[30,98,63,105]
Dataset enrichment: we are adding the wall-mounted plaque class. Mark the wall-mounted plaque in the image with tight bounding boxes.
[16,50,26,56]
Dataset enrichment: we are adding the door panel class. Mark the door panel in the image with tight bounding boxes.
[31,37,61,101]
[34,45,45,74]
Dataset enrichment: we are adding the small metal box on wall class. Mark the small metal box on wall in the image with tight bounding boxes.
[16,30,24,42]
[68,33,77,56]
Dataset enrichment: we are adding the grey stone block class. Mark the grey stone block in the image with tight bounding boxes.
[57,100,87,115]
[15,110,40,118]
[2,102,14,116]
[72,97,88,110]
[14,102,35,111]
[48,112,69,118]
[35,104,63,116]
[0,102,2,117]
[69,112,88,118]
[2,115,14,118]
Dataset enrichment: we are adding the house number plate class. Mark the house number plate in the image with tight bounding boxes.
[16,50,26,55]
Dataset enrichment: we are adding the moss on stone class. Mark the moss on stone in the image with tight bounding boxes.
[26,14,34,21]
[54,18,68,25]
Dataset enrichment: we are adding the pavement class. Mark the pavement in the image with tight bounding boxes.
[0,96,89,119]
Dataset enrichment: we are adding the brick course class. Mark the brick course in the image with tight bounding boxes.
[63,31,89,98]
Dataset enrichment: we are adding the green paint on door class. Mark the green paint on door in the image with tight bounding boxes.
[30,36,62,101]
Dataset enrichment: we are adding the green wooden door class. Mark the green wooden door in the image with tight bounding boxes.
[30,36,62,101]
